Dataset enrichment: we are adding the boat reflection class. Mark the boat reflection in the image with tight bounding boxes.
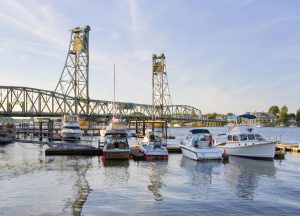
[102,160,130,186]
[147,161,168,202]
[227,157,276,200]
[180,156,222,187]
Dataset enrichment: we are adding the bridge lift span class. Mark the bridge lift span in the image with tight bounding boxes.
[0,26,203,121]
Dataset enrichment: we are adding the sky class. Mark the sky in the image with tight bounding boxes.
[0,0,300,115]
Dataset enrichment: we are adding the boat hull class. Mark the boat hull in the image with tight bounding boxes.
[139,145,168,160]
[103,150,130,160]
[0,138,14,145]
[223,142,276,160]
[62,133,82,141]
[180,145,224,161]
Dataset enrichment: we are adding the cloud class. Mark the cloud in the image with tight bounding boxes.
[129,0,139,37]
[0,0,68,47]
[235,0,256,12]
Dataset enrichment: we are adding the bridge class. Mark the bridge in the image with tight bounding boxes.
[0,85,202,120]
[0,26,225,124]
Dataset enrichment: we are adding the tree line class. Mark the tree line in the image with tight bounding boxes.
[204,105,300,126]
[268,105,300,126]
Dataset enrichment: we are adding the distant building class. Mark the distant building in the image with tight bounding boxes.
[251,112,275,125]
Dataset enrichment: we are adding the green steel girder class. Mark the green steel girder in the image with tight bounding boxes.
[0,86,204,121]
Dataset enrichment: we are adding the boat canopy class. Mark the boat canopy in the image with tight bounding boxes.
[190,129,210,134]
[227,114,256,120]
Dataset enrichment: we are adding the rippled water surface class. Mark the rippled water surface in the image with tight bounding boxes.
[1,127,300,215]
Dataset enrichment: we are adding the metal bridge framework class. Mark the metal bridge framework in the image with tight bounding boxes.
[0,26,204,121]
[152,53,172,118]
[0,86,202,120]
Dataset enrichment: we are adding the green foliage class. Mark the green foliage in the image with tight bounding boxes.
[268,105,280,116]
[131,112,146,116]
[278,105,288,126]
[226,112,234,116]
[296,109,300,126]
[207,112,218,119]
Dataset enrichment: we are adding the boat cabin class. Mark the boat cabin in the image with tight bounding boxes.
[105,131,129,149]
[227,126,265,142]
[185,129,212,148]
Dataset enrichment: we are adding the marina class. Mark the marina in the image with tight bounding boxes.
[0,127,300,215]
[1,1,300,214]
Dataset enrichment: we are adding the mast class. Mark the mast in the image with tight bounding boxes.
[113,63,116,118]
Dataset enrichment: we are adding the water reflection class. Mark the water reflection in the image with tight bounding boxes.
[180,157,222,187]
[147,161,168,202]
[70,158,92,216]
[227,157,276,200]
[103,160,130,186]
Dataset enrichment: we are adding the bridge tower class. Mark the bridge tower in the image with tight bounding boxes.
[55,25,90,114]
[152,53,172,119]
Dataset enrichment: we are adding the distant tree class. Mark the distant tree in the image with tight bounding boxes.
[226,112,234,116]
[278,105,288,126]
[289,113,296,119]
[207,112,218,119]
[296,109,300,126]
[268,105,280,116]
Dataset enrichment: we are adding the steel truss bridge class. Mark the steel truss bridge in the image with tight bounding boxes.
[0,86,203,121]
[0,26,225,123]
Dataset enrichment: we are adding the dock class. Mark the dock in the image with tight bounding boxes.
[276,143,299,152]
[45,144,101,156]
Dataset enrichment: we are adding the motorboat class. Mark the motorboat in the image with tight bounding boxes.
[61,115,82,141]
[139,132,168,159]
[102,131,130,160]
[100,118,136,137]
[221,125,276,159]
[180,129,225,161]
[219,114,276,160]
[142,130,167,147]
[0,123,16,144]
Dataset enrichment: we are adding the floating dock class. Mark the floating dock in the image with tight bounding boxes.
[45,144,101,156]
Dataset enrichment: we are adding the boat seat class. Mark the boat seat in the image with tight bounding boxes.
[107,143,115,149]
[117,142,127,149]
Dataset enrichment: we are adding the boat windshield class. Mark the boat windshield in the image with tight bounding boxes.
[63,126,81,130]
[247,134,255,140]
[240,134,247,141]
[106,132,128,143]
[255,134,265,141]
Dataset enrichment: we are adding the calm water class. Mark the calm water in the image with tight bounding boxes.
[1,127,300,215]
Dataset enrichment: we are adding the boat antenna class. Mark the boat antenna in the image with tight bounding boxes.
[113,63,116,119]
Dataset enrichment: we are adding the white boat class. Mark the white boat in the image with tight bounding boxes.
[180,129,225,161]
[142,130,167,147]
[102,131,130,160]
[139,131,168,159]
[61,115,82,141]
[100,118,135,137]
[221,114,276,160]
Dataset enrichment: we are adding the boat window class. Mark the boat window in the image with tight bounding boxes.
[240,134,247,141]
[247,134,255,140]
[255,134,264,141]
[63,126,81,129]
[233,135,239,141]
[227,135,233,141]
